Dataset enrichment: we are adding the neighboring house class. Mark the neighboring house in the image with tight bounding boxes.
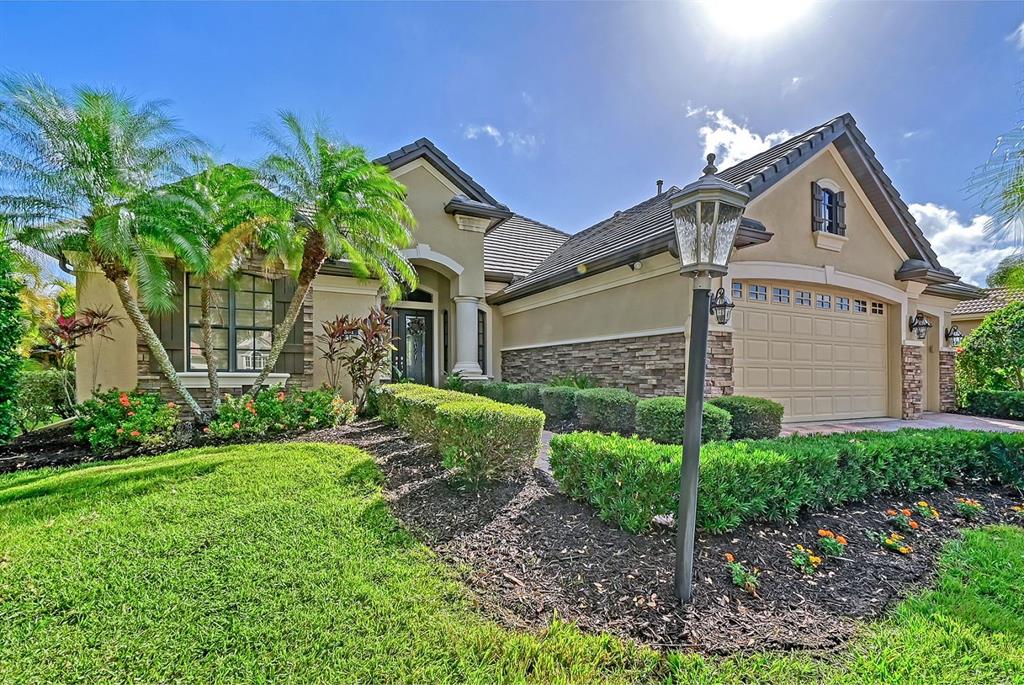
[951,287,1024,337]
[76,113,981,423]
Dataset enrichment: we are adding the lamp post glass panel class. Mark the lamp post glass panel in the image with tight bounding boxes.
[670,154,749,604]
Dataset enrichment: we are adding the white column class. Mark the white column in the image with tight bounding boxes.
[452,295,485,378]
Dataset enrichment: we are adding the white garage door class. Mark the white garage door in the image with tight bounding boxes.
[732,281,889,422]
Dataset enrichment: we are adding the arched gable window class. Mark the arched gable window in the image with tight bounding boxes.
[811,181,846,236]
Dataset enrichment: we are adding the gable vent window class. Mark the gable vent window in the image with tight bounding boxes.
[812,182,846,236]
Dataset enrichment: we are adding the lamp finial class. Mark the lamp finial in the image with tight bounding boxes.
[703,153,718,176]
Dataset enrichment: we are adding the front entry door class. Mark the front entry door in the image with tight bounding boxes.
[392,308,434,385]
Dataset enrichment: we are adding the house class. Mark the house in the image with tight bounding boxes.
[76,113,982,423]
[950,287,1024,337]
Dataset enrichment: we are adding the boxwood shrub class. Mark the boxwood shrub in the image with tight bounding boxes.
[634,396,732,444]
[708,395,784,439]
[376,383,545,486]
[550,428,1024,534]
[506,382,544,409]
[574,388,638,433]
[539,385,579,422]
[962,389,1024,420]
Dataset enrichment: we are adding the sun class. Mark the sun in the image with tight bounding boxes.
[700,0,814,39]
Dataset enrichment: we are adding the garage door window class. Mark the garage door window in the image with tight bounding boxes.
[837,296,850,312]
[872,302,885,315]
[796,290,812,306]
[816,294,832,310]
[749,284,767,301]
[772,287,790,304]
[732,281,743,299]
[854,299,867,313]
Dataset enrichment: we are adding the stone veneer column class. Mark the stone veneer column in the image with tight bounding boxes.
[901,344,924,419]
[704,330,735,398]
[938,349,957,412]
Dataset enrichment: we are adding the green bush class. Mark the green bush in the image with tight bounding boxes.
[962,389,1024,420]
[550,428,1024,534]
[956,301,1024,398]
[539,385,579,421]
[436,401,545,487]
[74,389,180,452]
[15,368,75,432]
[505,382,544,409]
[634,396,732,444]
[376,383,545,487]
[474,381,512,404]
[548,372,598,389]
[206,386,355,439]
[708,395,784,439]
[0,245,23,443]
[574,388,639,433]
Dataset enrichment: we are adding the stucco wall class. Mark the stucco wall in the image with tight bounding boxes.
[311,275,381,396]
[736,147,907,287]
[75,269,138,400]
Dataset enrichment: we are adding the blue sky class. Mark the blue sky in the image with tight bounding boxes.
[1,1,1021,284]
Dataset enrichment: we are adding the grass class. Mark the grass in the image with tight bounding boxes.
[0,443,1022,684]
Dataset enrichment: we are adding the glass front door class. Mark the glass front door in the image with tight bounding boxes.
[392,309,433,385]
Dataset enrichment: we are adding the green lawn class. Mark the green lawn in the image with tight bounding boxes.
[0,443,1021,684]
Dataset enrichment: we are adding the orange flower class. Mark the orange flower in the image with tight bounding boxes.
[116,428,124,434]
[900,508,912,517]
[909,520,919,530]
[167,401,176,409]
[886,509,898,516]
[129,430,140,437]
[818,529,834,538]
[836,535,848,545]
[202,427,210,434]
[127,411,135,417]
[724,552,735,563]
[119,392,130,407]
[232,422,241,429]
[277,391,286,401]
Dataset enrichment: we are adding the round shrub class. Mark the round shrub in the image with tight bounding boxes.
[16,368,75,432]
[540,385,578,422]
[473,381,512,404]
[635,396,732,444]
[207,386,355,439]
[962,389,1024,419]
[574,388,639,433]
[74,389,180,453]
[709,395,784,440]
[956,301,1024,398]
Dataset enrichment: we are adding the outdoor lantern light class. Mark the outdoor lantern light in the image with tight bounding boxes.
[671,153,750,276]
[671,153,749,605]
[909,312,933,340]
[945,325,964,347]
[710,287,735,326]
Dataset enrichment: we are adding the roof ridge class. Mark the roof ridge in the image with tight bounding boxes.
[716,113,849,179]
[511,213,570,237]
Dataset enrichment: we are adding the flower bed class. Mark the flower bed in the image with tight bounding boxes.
[550,428,1024,533]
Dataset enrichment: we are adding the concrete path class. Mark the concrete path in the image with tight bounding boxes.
[535,412,1024,476]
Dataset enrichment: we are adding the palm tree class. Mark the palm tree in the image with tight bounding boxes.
[0,75,208,416]
[141,157,293,408]
[246,113,417,394]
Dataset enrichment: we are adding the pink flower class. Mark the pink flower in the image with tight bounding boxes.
[232,422,241,429]
[277,391,286,401]
[202,427,210,434]
[127,411,135,417]
[119,393,130,407]
[167,401,176,409]
[129,430,140,437]
[116,428,124,434]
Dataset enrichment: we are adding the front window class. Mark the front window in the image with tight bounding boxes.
[477,309,487,374]
[820,188,840,235]
[187,274,274,372]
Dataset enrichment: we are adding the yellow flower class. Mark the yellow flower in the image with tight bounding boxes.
[917,501,928,507]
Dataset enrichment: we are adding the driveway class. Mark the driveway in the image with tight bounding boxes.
[535,412,1024,475]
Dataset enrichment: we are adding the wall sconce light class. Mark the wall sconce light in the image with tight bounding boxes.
[909,312,933,340]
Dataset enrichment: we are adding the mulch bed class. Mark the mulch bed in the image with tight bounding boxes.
[303,420,1024,654]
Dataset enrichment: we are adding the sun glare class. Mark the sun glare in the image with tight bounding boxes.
[700,0,814,39]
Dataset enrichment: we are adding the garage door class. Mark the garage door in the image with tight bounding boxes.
[732,281,889,422]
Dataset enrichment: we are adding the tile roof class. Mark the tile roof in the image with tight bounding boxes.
[494,113,959,303]
[483,214,569,279]
[952,288,1024,317]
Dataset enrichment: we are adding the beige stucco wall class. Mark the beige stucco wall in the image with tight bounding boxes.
[75,269,139,400]
[499,252,691,349]
[311,275,381,397]
[736,147,907,286]
[951,315,984,337]
[393,162,486,298]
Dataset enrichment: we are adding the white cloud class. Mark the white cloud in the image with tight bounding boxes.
[461,123,540,156]
[909,202,1017,286]
[1009,21,1024,50]
[782,76,803,95]
[688,107,793,168]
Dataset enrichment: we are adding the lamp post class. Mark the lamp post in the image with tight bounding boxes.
[670,153,749,604]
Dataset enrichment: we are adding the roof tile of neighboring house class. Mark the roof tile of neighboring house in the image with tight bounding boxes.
[494,113,966,304]
[483,214,569,279]
[952,288,1024,317]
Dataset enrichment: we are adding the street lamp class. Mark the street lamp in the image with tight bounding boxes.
[670,153,749,604]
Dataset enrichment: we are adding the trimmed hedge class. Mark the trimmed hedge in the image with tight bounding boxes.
[708,395,784,439]
[575,388,638,433]
[550,428,1024,534]
[634,396,732,444]
[506,382,544,409]
[376,383,544,486]
[540,385,579,422]
[962,389,1024,420]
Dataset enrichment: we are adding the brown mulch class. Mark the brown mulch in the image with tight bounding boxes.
[300,420,1024,654]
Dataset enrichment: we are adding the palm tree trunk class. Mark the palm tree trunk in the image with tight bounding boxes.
[246,231,327,396]
[111,277,205,418]
[199,278,221,409]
